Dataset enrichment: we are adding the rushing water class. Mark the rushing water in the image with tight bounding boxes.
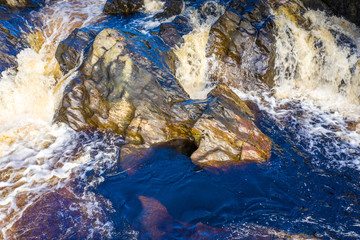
[0,0,360,239]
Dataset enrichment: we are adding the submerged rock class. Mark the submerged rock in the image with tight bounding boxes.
[10,188,111,239]
[207,0,275,90]
[104,0,144,16]
[55,27,272,168]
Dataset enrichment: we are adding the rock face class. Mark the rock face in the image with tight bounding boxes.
[207,0,275,90]
[0,0,46,8]
[55,26,272,168]
[104,0,143,15]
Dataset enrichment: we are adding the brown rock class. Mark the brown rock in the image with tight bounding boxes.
[191,84,271,167]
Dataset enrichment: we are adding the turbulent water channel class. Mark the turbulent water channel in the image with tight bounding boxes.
[0,0,360,239]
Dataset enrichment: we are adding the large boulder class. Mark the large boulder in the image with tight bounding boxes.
[104,0,143,16]
[207,0,275,90]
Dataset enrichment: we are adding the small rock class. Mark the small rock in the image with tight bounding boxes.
[154,0,183,19]
[104,0,144,16]
[55,28,96,73]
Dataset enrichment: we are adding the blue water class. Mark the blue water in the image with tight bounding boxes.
[96,109,360,239]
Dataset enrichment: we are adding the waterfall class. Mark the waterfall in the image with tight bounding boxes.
[173,1,224,99]
[0,1,113,238]
[273,2,360,121]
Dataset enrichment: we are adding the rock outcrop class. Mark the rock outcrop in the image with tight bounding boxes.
[207,0,275,91]
[55,27,272,168]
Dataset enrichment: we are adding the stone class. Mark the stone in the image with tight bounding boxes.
[154,0,183,19]
[103,0,143,16]
[158,16,191,47]
[207,0,275,91]
[191,84,272,168]
[55,28,96,73]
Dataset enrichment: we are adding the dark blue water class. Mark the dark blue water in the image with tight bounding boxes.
[96,110,360,239]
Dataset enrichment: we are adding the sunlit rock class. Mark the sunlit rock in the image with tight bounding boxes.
[56,28,192,142]
[104,0,144,16]
[191,84,272,167]
[207,0,275,90]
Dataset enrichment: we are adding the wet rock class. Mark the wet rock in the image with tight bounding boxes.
[154,0,183,19]
[191,84,272,168]
[0,0,46,8]
[0,7,30,73]
[158,16,192,47]
[207,0,275,90]
[56,28,193,149]
[55,28,97,73]
[104,0,143,16]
